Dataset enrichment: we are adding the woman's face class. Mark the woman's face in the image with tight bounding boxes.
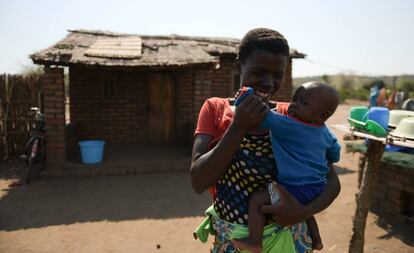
[238,49,288,102]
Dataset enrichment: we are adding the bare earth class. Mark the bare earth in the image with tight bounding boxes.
[0,101,413,253]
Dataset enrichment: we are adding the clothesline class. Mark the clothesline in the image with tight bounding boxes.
[331,124,414,149]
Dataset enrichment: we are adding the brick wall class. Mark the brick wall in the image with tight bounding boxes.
[69,66,147,143]
[272,58,293,102]
[175,56,235,143]
[68,56,294,146]
[175,56,295,143]
[174,69,195,144]
[370,160,414,225]
[42,67,66,171]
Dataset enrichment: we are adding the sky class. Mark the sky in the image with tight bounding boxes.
[0,0,413,77]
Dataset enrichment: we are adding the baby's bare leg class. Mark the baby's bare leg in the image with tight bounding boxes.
[233,189,271,253]
[306,216,323,250]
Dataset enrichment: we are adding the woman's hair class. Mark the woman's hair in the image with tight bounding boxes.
[238,28,290,63]
[377,80,386,89]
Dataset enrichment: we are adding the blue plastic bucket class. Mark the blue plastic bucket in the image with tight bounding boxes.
[363,107,389,130]
[78,140,105,164]
[384,144,402,152]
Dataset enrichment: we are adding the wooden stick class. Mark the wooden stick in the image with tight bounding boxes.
[357,154,367,189]
[348,140,385,253]
[332,124,414,148]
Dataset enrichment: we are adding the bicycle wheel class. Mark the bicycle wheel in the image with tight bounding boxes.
[26,138,40,184]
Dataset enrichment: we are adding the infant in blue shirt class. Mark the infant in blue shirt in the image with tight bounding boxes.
[234,82,341,253]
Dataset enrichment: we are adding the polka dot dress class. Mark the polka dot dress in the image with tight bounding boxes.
[214,134,277,225]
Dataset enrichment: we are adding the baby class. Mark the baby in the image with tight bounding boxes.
[234,82,341,253]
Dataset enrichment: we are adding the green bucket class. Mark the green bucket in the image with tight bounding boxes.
[350,106,369,122]
[349,106,369,128]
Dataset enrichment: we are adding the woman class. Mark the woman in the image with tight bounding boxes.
[190,28,341,252]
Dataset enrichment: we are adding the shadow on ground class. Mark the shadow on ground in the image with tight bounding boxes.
[373,210,414,247]
[0,162,367,233]
[0,160,28,181]
[0,168,211,232]
[333,165,355,175]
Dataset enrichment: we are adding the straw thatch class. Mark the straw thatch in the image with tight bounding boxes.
[31,29,305,68]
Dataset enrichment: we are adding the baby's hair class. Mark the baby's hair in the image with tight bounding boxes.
[238,28,290,63]
[303,82,340,117]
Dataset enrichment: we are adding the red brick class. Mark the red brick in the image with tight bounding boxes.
[395,175,413,185]
[371,190,387,200]
[388,180,405,190]
[405,185,414,193]
[384,201,405,214]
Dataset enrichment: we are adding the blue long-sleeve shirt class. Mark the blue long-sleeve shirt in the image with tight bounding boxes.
[261,111,341,186]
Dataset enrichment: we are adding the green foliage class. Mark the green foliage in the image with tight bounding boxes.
[397,80,414,93]
[55,43,74,50]
[20,65,44,78]
[337,87,351,103]
[354,88,370,101]
[321,75,330,83]
[294,74,414,103]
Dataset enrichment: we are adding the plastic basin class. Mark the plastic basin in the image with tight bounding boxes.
[390,117,414,140]
[350,106,369,122]
[363,107,389,131]
[78,140,106,164]
[389,110,414,128]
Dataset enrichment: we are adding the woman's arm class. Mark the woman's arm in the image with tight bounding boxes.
[190,95,268,193]
[190,127,245,194]
[305,163,341,215]
[260,164,341,225]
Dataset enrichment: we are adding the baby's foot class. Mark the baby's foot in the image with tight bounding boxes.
[233,238,262,253]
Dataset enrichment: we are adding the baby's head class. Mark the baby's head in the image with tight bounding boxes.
[288,82,339,125]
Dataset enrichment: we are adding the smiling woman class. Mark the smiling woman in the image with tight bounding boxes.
[190,28,341,253]
[237,49,287,97]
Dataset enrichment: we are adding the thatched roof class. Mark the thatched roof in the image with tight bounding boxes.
[31,29,305,68]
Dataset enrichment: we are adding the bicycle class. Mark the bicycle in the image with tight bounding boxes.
[18,107,46,184]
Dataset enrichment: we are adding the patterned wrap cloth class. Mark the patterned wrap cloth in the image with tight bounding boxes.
[195,134,312,253]
[204,206,313,253]
[194,98,313,252]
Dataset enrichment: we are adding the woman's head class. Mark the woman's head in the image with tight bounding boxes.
[236,28,290,101]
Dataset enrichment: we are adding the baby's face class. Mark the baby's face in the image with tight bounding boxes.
[288,86,327,124]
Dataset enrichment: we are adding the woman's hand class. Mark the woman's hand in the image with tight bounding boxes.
[261,168,341,225]
[260,185,309,226]
[233,94,269,133]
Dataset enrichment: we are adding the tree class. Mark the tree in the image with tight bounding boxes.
[397,80,414,98]
[321,74,330,84]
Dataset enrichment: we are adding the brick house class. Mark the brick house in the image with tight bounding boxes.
[30,29,305,176]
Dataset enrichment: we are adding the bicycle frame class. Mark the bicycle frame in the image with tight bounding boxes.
[21,107,46,184]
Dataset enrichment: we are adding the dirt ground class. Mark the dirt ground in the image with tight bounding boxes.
[0,101,413,253]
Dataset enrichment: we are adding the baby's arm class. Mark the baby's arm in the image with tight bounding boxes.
[260,111,284,133]
[326,128,341,163]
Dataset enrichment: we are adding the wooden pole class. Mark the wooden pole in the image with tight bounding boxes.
[357,154,367,189]
[348,140,385,253]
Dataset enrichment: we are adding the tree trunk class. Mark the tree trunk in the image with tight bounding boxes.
[348,140,385,253]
